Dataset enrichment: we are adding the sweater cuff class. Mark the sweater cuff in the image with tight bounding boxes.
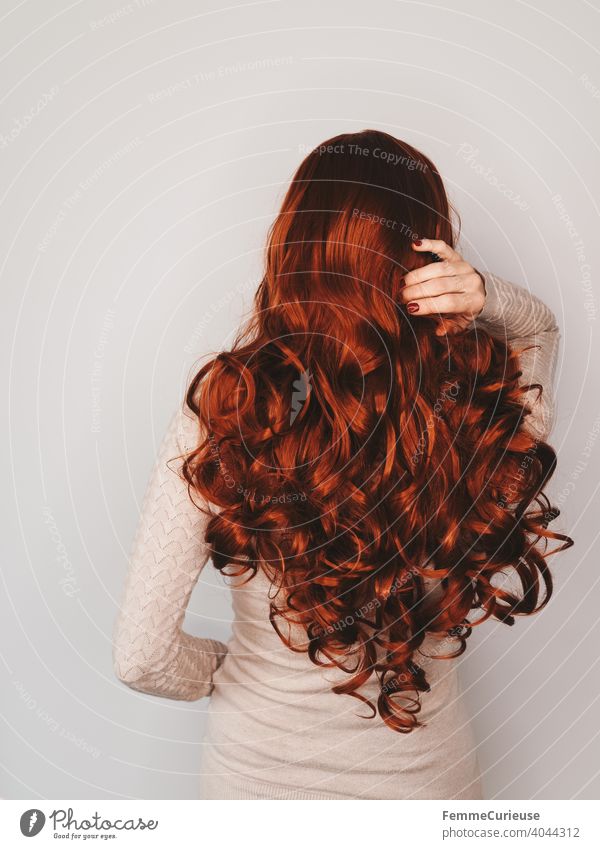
[473,271,507,336]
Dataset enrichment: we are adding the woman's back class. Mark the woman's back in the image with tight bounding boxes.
[112,267,564,799]
[201,567,482,799]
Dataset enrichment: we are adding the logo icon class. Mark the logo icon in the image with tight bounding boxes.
[290,369,311,425]
[19,809,45,837]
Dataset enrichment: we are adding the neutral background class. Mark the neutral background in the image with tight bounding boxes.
[2,0,599,800]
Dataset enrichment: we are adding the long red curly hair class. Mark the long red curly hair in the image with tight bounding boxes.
[181,129,572,732]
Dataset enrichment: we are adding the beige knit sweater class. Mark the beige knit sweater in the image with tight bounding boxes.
[112,271,560,799]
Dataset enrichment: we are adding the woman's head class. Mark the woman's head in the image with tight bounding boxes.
[258,129,455,340]
[182,130,570,732]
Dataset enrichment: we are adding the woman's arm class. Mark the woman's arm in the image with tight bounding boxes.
[112,405,227,700]
[399,239,561,444]
[475,271,561,443]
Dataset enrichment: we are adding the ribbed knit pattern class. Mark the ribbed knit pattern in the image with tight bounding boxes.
[112,409,228,700]
[476,271,560,441]
[112,271,560,799]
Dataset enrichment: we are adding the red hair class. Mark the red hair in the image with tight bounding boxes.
[182,130,573,731]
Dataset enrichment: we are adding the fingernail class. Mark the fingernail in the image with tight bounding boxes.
[412,239,422,246]
[407,302,419,313]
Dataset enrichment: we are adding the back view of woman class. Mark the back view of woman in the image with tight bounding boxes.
[113,129,572,799]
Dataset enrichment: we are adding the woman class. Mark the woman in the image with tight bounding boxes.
[112,130,572,800]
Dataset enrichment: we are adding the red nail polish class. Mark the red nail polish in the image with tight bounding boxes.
[412,239,422,246]
[407,302,419,313]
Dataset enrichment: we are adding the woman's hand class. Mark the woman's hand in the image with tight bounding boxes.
[400,238,486,336]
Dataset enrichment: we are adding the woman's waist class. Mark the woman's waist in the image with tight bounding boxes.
[210,629,463,727]
[202,657,474,796]
[218,621,461,685]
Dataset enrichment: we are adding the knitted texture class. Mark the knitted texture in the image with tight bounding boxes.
[112,408,226,700]
[475,271,560,441]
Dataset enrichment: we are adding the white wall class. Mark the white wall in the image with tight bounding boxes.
[1,0,598,799]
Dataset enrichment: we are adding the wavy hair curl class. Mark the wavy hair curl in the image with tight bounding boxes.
[181,130,573,732]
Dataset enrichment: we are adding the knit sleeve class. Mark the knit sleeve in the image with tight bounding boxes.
[474,271,561,443]
[112,405,228,700]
